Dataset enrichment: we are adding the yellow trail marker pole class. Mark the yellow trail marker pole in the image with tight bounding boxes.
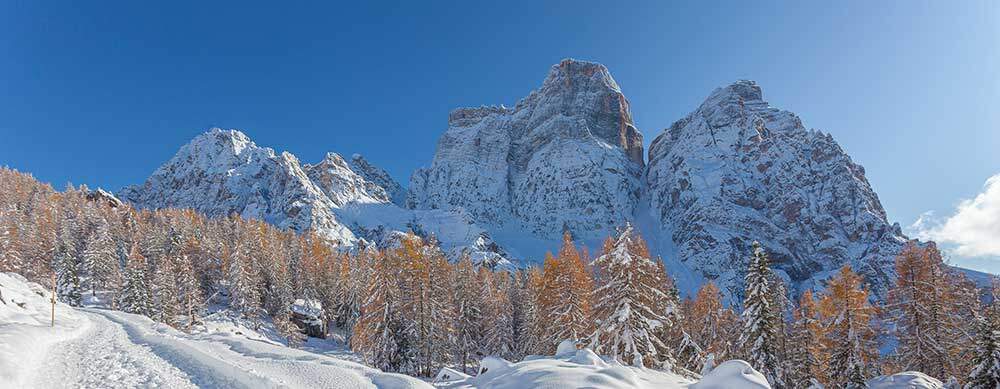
[50,272,56,327]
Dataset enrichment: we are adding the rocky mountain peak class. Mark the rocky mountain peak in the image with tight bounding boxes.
[409,59,645,239]
[348,154,405,206]
[645,80,907,299]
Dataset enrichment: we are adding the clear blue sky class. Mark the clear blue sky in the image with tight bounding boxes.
[2,1,998,271]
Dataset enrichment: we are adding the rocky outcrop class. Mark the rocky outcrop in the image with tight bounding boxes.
[408,59,644,239]
[644,80,908,297]
[348,154,405,206]
[304,152,397,207]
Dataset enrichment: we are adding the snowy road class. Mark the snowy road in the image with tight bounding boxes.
[24,308,431,389]
[33,310,198,388]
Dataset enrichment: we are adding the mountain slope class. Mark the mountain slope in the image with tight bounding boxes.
[119,129,358,244]
[644,80,908,298]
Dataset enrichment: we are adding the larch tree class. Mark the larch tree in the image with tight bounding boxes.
[819,265,879,388]
[888,243,973,381]
[451,255,483,373]
[687,281,738,362]
[787,290,828,387]
[738,241,783,388]
[547,232,594,346]
[524,267,546,355]
[589,224,673,367]
[482,269,515,360]
[353,252,405,372]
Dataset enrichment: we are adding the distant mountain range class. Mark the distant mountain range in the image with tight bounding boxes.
[121,59,913,300]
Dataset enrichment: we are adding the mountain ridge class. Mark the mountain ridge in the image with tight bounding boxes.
[120,59,914,299]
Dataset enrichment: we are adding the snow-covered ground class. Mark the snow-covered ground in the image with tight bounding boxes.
[0,272,430,389]
[434,341,770,389]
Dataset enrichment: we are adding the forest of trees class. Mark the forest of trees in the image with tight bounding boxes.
[0,167,997,388]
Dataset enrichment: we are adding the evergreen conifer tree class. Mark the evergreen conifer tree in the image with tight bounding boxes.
[738,241,783,387]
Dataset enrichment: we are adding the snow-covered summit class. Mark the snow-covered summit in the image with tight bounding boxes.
[348,153,406,206]
[120,128,360,245]
[645,79,909,299]
[304,151,397,207]
[121,129,509,265]
[408,58,644,240]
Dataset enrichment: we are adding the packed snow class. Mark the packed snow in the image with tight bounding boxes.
[0,272,431,389]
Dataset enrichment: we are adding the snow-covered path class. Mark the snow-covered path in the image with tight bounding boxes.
[33,310,198,388]
[23,308,432,389]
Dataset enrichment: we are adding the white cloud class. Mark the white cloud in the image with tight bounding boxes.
[910,174,1000,257]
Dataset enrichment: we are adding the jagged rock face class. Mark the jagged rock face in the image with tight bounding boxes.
[408,59,644,239]
[119,129,358,244]
[304,152,399,207]
[348,154,406,206]
[645,81,907,297]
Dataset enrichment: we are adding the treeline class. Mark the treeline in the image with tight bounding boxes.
[1,167,998,388]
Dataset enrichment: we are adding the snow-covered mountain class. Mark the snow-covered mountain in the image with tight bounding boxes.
[408,59,644,240]
[644,80,908,298]
[122,60,913,298]
[119,129,360,245]
[120,128,509,267]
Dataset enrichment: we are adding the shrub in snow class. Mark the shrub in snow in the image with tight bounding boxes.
[556,339,578,356]
[689,360,770,389]
[867,371,943,389]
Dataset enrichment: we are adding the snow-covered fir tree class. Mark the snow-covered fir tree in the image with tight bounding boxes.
[966,294,1000,388]
[738,241,783,387]
[151,255,180,325]
[54,221,83,306]
[119,243,152,315]
[226,242,262,327]
[589,224,674,367]
[82,224,120,295]
[175,246,203,329]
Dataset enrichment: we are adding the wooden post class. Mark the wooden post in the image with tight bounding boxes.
[50,272,56,327]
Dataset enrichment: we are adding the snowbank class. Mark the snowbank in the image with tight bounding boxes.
[868,371,943,389]
[690,360,769,389]
[440,347,693,389]
[0,272,87,387]
[439,345,779,389]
